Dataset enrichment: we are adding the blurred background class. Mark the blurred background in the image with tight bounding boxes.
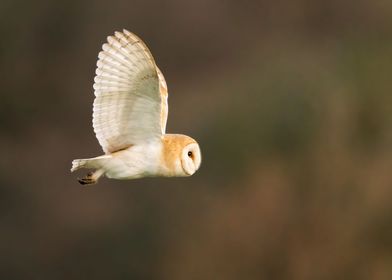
[1,0,392,279]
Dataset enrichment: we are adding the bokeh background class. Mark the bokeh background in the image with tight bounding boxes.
[2,0,392,279]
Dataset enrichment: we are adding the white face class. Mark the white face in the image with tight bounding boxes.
[180,142,202,176]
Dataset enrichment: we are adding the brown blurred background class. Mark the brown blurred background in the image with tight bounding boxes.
[1,0,392,279]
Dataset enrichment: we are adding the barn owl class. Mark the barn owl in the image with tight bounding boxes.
[71,29,201,185]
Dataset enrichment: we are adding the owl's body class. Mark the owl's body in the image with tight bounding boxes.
[71,30,201,184]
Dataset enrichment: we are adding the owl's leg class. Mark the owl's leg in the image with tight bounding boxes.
[78,169,105,185]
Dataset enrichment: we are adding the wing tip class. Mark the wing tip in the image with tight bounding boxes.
[123,29,132,35]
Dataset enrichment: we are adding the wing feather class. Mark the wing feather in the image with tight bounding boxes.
[92,30,168,154]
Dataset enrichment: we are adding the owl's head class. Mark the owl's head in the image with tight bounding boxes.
[180,141,201,176]
[161,134,201,177]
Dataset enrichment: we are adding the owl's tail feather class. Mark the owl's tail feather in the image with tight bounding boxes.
[71,159,87,172]
[71,155,111,172]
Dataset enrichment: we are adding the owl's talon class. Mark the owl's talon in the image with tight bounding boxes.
[78,177,96,185]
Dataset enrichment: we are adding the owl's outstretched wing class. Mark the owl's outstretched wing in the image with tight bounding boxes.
[92,30,169,154]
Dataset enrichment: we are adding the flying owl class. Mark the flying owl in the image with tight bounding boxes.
[71,29,201,185]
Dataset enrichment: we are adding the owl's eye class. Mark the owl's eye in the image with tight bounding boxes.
[188,151,193,158]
